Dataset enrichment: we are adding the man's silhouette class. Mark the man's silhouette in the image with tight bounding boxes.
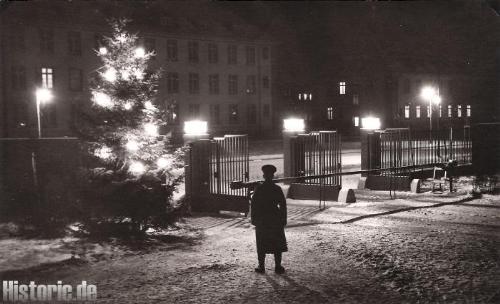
[251,164,287,274]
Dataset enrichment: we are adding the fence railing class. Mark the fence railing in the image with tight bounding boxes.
[375,126,471,176]
[290,131,341,186]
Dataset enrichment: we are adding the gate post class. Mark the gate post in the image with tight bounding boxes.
[185,139,211,212]
[283,118,305,183]
[361,129,380,177]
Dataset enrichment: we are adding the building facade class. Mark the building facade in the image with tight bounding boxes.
[0,2,274,139]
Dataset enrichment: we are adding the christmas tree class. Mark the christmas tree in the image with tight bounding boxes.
[76,20,183,232]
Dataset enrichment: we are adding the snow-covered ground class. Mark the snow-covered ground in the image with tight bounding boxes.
[1,190,499,303]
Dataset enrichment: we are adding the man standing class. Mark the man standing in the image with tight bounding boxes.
[251,164,287,274]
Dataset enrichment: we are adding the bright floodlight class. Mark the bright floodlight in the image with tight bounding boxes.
[129,161,146,175]
[36,88,53,103]
[361,117,381,130]
[134,47,146,58]
[432,95,442,104]
[421,86,436,100]
[99,47,108,55]
[184,120,208,136]
[283,118,305,132]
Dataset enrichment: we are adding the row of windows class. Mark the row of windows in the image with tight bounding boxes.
[11,66,83,91]
[403,104,471,119]
[167,103,270,125]
[9,29,270,64]
[166,73,269,94]
[11,66,271,95]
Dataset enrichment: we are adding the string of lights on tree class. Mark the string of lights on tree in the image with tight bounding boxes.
[81,20,177,181]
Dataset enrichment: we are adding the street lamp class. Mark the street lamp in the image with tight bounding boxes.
[35,88,53,138]
[420,86,441,134]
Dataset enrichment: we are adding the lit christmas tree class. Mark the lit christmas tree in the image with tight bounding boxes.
[75,20,183,232]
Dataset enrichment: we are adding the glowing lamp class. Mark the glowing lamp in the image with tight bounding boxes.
[125,140,140,152]
[157,157,171,169]
[361,117,381,130]
[184,120,208,136]
[144,123,159,136]
[92,92,113,108]
[432,95,442,105]
[123,102,133,110]
[134,47,146,58]
[103,68,117,82]
[36,88,53,104]
[283,118,305,132]
[99,47,108,55]
[129,161,146,175]
[421,86,436,100]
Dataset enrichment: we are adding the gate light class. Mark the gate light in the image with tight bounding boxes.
[184,120,208,136]
[283,118,305,132]
[361,117,381,130]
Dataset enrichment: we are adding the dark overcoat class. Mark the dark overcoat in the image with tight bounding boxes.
[250,181,288,254]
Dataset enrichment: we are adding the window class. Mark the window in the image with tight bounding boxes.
[448,105,452,117]
[427,105,431,118]
[339,81,346,95]
[327,107,334,120]
[246,46,255,65]
[208,43,218,63]
[209,74,219,94]
[247,104,257,124]
[416,105,421,118]
[188,41,199,63]
[39,29,54,53]
[466,105,471,117]
[188,73,199,94]
[210,104,220,125]
[263,104,270,118]
[354,116,360,127]
[145,38,156,56]
[167,103,179,124]
[262,76,269,89]
[403,78,410,94]
[166,39,178,61]
[439,105,442,117]
[68,31,81,56]
[68,68,82,91]
[246,75,256,94]
[167,72,179,93]
[188,104,200,118]
[457,105,462,117]
[228,45,237,64]
[404,105,410,119]
[262,47,269,60]
[229,104,239,124]
[353,94,359,105]
[228,75,238,95]
[11,66,26,90]
[41,68,53,89]
[10,29,25,50]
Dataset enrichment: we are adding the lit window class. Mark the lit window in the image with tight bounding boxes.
[416,105,421,118]
[448,105,452,117]
[339,81,346,95]
[327,107,334,120]
[41,67,53,89]
[466,105,471,117]
[298,94,302,100]
[404,105,410,118]
[439,105,442,117]
[457,105,462,117]
[354,116,359,127]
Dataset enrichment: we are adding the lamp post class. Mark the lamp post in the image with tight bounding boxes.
[35,88,53,138]
[421,86,441,140]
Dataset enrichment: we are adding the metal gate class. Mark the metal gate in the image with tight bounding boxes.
[186,135,249,213]
[290,131,342,186]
